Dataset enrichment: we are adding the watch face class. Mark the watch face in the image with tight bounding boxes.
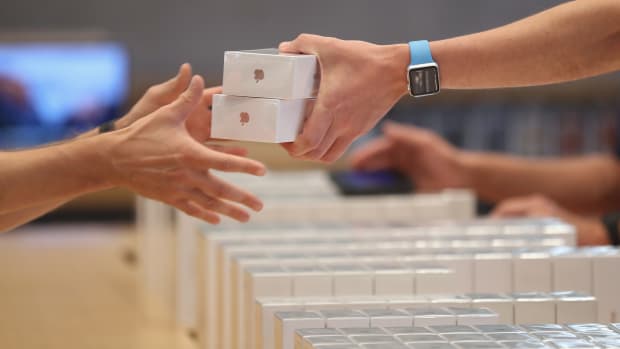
[408,65,439,97]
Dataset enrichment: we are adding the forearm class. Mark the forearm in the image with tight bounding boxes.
[463,153,620,214]
[430,0,620,89]
[0,136,113,215]
[0,201,66,233]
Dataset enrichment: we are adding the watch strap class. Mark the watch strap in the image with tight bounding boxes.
[409,40,434,65]
[602,212,620,246]
[98,119,117,134]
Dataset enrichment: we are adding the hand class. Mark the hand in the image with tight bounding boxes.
[491,194,610,246]
[279,34,409,162]
[116,63,222,144]
[349,122,470,192]
[102,75,267,224]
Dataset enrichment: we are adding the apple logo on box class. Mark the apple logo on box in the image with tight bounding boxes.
[254,68,264,83]
[240,112,250,126]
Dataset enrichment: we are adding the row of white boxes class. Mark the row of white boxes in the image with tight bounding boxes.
[202,242,619,349]
[297,323,620,349]
[175,187,477,330]
[256,291,598,349]
[136,170,475,326]
[195,218,578,349]
[273,307,499,349]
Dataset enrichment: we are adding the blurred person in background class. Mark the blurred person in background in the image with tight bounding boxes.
[349,121,620,246]
[0,64,266,233]
[278,0,620,162]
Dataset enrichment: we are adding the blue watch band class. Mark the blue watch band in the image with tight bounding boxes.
[408,40,434,65]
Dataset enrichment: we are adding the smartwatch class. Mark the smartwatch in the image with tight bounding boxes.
[407,40,440,97]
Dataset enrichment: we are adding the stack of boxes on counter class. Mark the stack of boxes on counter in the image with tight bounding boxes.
[212,49,318,143]
[133,50,620,349]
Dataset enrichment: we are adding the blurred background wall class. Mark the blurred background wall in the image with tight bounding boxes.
[0,0,575,89]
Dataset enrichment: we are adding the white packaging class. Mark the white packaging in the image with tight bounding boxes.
[468,293,515,325]
[294,328,341,349]
[446,307,499,325]
[553,292,597,323]
[211,94,312,143]
[302,335,355,349]
[274,311,326,349]
[330,265,373,296]
[387,295,430,310]
[257,298,305,349]
[289,265,333,297]
[373,266,415,296]
[550,250,592,294]
[512,293,555,324]
[414,266,458,294]
[223,49,318,99]
[589,247,620,322]
[473,253,513,293]
[407,308,457,326]
[360,309,413,328]
[512,252,552,293]
[244,267,293,349]
[319,309,370,328]
[433,255,474,293]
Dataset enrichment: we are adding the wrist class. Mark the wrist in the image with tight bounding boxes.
[90,130,130,189]
[380,43,410,98]
[66,136,116,191]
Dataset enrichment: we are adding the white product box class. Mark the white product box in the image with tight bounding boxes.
[330,265,373,296]
[553,292,597,323]
[473,253,513,293]
[512,293,555,324]
[407,308,457,326]
[447,307,499,325]
[414,266,458,294]
[387,295,431,310]
[223,49,318,99]
[302,336,355,349]
[257,299,305,349]
[512,252,552,293]
[294,328,342,349]
[211,94,312,143]
[372,265,415,296]
[430,295,472,309]
[244,267,293,349]
[550,250,592,294]
[274,311,326,349]
[360,309,413,328]
[290,265,333,297]
[589,248,620,322]
[433,255,474,294]
[319,309,370,328]
[468,293,515,325]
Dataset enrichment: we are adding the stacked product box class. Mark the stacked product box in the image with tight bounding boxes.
[212,48,318,143]
[297,322,620,349]
[194,218,581,349]
[257,292,597,349]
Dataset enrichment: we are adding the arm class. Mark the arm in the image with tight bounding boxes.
[431,0,620,89]
[0,64,226,231]
[1,75,265,232]
[350,122,620,215]
[279,0,620,162]
[463,152,620,214]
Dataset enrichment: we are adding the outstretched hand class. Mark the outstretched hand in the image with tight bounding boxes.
[103,75,266,224]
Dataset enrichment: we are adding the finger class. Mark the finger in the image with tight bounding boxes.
[186,145,267,176]
[490,199,531,218]
[348,137,394,170]
[321,136,355,163]
[174,199,220,224]
[183,189,251,222]
[279,33,332,54]
[168,75,205,119]
[290,101,332,157]
[187,171,263,211]
[151,63,193,103]
[298,116,338,160]
[202,86,223,110]
[207,144,249,157]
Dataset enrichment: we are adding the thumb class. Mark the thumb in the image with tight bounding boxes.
[279,33,326,55]
[382,122,431,148]
[152,63,192,103]
[168,75,205,120]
